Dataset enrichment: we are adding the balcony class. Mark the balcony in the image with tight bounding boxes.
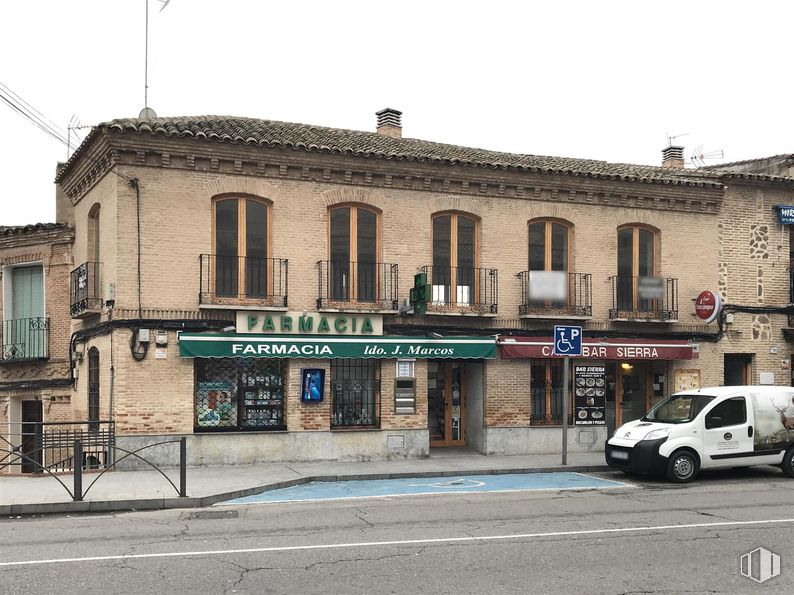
[420,265,498,315]
[317,261,399,312]
[199,254,288,309]
[1,317,49,362]
[518,271,592,318]
[609,275,678,322]
[70,262,102,318]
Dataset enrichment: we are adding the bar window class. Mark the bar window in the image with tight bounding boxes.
[331,359,380,427]
[194,358,286,431]
[530,359,569,425]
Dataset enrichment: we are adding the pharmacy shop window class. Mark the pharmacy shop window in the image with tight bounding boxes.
[194,358,286,432]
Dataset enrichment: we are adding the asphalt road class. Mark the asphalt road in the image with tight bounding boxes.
[2,467,793,594]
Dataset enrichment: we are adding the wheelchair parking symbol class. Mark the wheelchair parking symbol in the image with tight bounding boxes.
[553,325,582,356]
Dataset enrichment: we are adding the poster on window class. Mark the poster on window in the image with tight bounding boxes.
[574,365,606,425]
[196,381,236,427]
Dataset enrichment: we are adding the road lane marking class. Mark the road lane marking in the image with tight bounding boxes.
[1,517,793,568]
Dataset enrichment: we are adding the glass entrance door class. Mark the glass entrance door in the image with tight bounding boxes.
[428,361,466,446]
[618,362,649,426]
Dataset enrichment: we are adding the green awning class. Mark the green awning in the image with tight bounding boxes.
[178,333,496,359]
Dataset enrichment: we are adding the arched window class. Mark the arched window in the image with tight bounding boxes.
[88,347,100,431]
[87,204,101,265]
[528,219,570,272]
[431,212,479,304]
[328,205,380,301]
[617,225,659,310]
[213,197,271,298]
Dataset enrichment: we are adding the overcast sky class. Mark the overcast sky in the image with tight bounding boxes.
[2,1,793,226]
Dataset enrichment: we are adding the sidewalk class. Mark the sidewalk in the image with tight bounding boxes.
[0,450,609,515]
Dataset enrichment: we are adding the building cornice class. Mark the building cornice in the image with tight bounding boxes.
[59,133,725,215]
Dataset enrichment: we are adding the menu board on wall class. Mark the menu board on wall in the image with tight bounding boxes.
[574,365,606,425]
[674,369,701,393]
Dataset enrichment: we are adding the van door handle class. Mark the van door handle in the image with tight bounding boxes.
[748,426,754,438]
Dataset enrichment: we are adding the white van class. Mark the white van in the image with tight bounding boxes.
[605,386,794,482]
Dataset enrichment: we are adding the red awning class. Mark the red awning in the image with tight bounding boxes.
[498,336,698,360]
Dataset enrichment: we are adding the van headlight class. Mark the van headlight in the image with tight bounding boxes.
[642,428,670,441]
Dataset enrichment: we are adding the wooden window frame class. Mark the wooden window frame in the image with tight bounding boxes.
[431,211,481,305]
[211,195,273,297]
[327,204,382,302]
[528,218,573,273]
[617,224,660,310]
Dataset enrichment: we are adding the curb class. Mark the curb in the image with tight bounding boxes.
[0,464,612,516]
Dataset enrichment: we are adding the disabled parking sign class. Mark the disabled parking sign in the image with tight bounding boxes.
[553,325,582,356]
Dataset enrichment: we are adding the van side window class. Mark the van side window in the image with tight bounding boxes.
[705,397,747,428]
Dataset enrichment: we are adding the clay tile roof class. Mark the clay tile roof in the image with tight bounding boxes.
[57,115,728,189]
[0,222,71,237]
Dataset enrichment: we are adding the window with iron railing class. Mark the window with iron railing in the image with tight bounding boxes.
[331,359,380,428]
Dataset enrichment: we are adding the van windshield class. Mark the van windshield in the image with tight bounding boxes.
[641,394,715,424]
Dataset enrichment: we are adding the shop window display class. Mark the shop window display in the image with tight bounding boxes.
[195,358,286,431]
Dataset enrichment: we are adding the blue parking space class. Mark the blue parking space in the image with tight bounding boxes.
[218,472,632,505]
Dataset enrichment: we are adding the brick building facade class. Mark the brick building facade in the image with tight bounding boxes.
[5,109,794,470]
[0,223,74,472]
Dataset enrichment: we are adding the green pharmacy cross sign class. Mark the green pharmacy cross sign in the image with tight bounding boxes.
[409,272,431,315]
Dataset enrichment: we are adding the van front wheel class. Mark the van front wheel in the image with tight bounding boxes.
[782,447,794,478]
[666,451,699,483]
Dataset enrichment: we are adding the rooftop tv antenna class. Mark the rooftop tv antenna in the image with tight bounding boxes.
[666,131,689,146]
[690,145,725,168]
[140,0,170,119]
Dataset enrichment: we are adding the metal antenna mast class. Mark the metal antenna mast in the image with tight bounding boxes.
[142,0,170,118]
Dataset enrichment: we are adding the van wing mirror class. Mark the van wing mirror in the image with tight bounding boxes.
[705,415,722,429]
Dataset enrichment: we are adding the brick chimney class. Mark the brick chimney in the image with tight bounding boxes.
[376,108,402,138]
[662,145,685,169]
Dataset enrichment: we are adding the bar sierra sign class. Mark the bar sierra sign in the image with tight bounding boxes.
[499,336,697,360]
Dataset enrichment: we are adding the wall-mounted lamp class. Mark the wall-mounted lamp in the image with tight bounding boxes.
[620,362,633,371]
[72,343,85,362]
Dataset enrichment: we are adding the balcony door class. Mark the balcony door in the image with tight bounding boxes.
[528,220,570,306]
[6,265,45,359]
[432,214,478,305]
[329,206,379,302]
[617,226,658,311]
[214,197,270,299]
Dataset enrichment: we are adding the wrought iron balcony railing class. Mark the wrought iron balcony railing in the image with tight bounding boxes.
[419,265,498,314]
[200,254,288,308]
[0,317,49,362]
[609,275,678,321]
[70,261,102,318]
[518,271,592,318]
[317,261,399,311]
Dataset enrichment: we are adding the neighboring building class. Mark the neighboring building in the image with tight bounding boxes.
[6,109,791,470]
[0,223,74,473]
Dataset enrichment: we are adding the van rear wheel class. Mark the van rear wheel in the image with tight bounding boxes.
[782,447,794,478]
[666,451,699,483]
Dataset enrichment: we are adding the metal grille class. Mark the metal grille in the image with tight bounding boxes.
[195,358,286,431]
[0,317,49,361]
[518,271,592,317]
[331,359,380,428]
[419,265,498,314]
[609,276,678,321]
[530,359,572,425]
[88,348,100,431]
[70,261,103,317]
[317,261,399,310]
